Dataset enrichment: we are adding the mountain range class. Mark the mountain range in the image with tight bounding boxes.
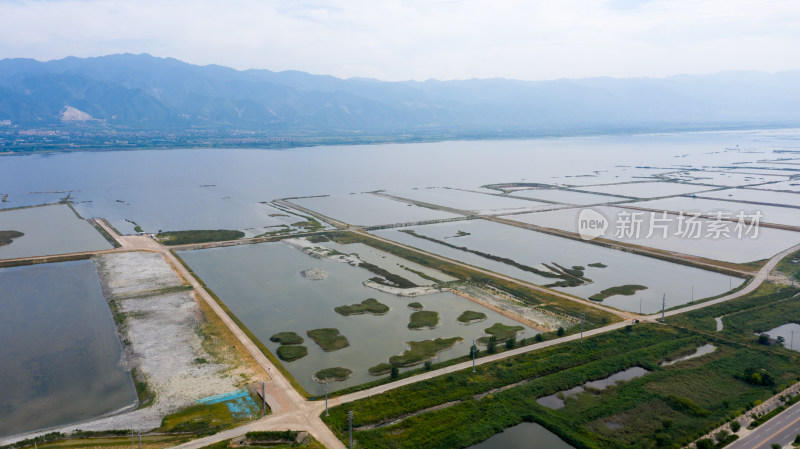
[1,53,799,135]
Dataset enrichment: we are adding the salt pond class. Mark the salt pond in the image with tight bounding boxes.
[0,204,112,259]
[752,180,800,193]
[179,241,536,394]
[386,187,555,215]
[663,170,791,187]
[467,422,575,449]
[631,197,800,228]
[699,188,800,208]
[373,220,739,314]
[504,206,800,263]
[289,194,461,226]
[510,188,630,206]
[0,260,136,437]
[574,181,716,199]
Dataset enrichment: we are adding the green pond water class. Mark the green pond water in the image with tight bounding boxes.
[179,241,536,394]
[467,422,575,449]
[0,260,137,438]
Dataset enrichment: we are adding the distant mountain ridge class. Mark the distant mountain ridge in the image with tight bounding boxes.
[0,53,799,134]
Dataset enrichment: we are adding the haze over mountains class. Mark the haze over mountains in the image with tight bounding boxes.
[1,53,799,135]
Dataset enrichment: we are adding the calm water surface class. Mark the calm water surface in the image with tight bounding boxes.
[0,260,136,437]
[467,422,575,449]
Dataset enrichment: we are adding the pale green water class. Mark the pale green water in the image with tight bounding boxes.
[179,241,536,394]
[0,260,137,437]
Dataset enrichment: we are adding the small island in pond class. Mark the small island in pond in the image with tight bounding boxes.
[408,311,439,330]
[314,367,353,382]
[277,345,308,362]
[270,331,304,345]
[307,328,349,351]
[457,310,487,324]
[478,323,524,344]
[408,302,424,310]
[589,284,648,301]
[334,298,390,316]
[0,230,24,247]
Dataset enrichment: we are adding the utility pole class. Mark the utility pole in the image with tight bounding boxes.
[661,294,666,322]
[691,286,694,303]
[348,410,354,448]
[639,297,643,315]
[792,331,795,351]
[472,338,476,373]
[262,381,266,416]
[138,430,142,449]
[325,378,329,417]
[580,313,584,344]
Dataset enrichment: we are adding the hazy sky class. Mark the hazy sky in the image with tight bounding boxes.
[0,0,798,81]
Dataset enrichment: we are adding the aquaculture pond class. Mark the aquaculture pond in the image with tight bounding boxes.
[663,170,791,187]
[3,129,799,234]
[179,241,536,394]
[510,188,629,206]
[505,206,800,264]
[0,204,112,259]
[289,193,461,226]
[700,188,800,208]
[631,197,800,228]
[386,187,554,215]
[0,260,137,438]
[467,422,575,449]
[574,181,715,199]
[373,220,739,314]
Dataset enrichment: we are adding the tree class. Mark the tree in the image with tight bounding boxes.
[794,434,800,444]
[487,336,497,354]
[557,327,566,337]
[390,365,399,379]
[470,343,479,359]
[777,336,786,346]
[771,444,781,449]
[758,333,771,345]
[695,438,714,449]
[534,334,544,342]
[730,420,741,433]
[506,337,516,349]
[714,430,729,442]
[424,360,432,370]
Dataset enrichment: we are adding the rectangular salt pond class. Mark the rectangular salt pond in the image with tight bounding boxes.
[505,206,800,264]
[664,171,790,187]
[386,188,556,215]
[467,422,575,449]
[510,188,630,206]
[0,260,137,438]
[574,181,716,199]
[288,193,461,227]
[373,220,740,314]
[630,197,800,228]
[699,188,800,208]
[752,180,800,193]
[0,204,112,260]
[179,241,536,394]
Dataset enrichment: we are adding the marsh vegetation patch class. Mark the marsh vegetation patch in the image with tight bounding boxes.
[334,298,390,316]
[306,328,349,351]
[408,311,440,330]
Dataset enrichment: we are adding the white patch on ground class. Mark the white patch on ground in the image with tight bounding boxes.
[96,252,183,297]
[362,280,443,297]
[61,106,95,122]
[455,284,577,331]
[284,238,361,265]
[23,252,248,434]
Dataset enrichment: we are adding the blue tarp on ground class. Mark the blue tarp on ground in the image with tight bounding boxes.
[195,389,249,405]
[195,389,259,419]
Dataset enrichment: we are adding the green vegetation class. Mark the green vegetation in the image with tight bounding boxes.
[198,432,325,449]
[777,249,800,282]
[307,328,350,351]
[315,367,353,382]
[408,310,439,329]
[479,322,524,343]
[327,231,619,330]
[369,363,393,376]
[389,337,463,367]
[157,398,259,436]
[277,345,308,362]
[306,234,330,243]
[360,261,418,288]
[0,433,196,449]
[0,230,24,246]
[323,323,800,449]
[270,331,304,345]
[588,262,607,268]
[334,298,390,316]
[90,220,121,248]
[457,310,488,324]
[408,301,424,310]
[589,284,648,302]
[157,229,245,245]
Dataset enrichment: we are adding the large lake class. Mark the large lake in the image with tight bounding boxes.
[2,129,799,234]
[0,260,137,437]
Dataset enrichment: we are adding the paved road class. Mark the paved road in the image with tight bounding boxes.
[727,400,800,449]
